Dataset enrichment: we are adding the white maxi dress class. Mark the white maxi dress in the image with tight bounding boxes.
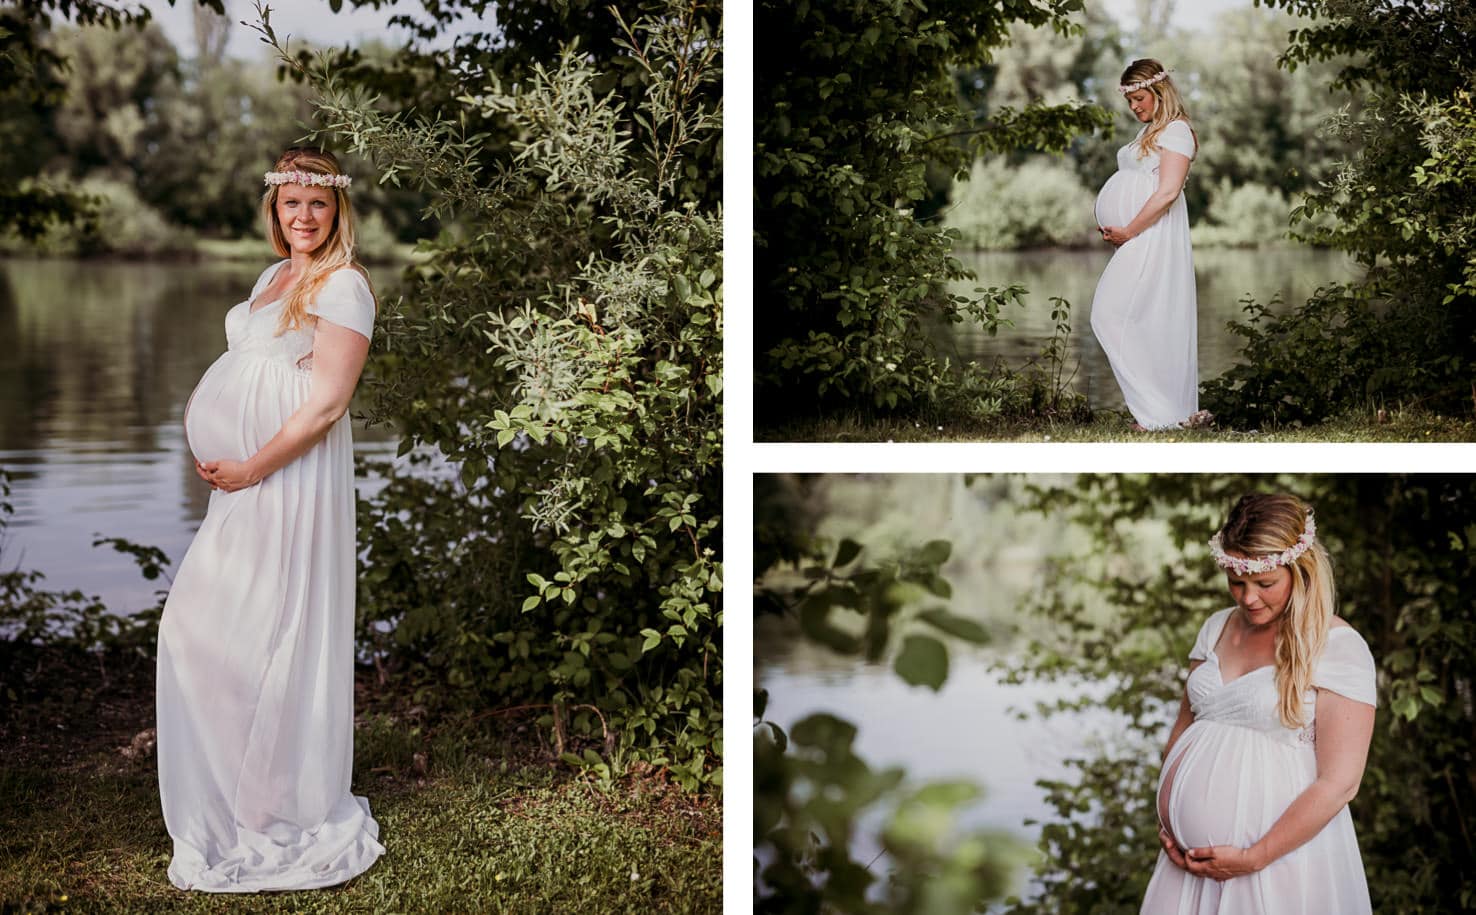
[1141,607,1378,914]
[156,260,385,892]
[1090,119,1200,429]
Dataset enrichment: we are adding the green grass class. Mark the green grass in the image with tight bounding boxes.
[0,652,720,914]
[760,406,1476,443]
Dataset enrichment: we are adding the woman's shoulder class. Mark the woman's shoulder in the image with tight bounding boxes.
[326,262,371,285]
[1320,616,1374,663]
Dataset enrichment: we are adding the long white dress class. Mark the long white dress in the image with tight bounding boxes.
[156,260,385,892]
[1090,119,1200,429]
[1141,607,1378,914]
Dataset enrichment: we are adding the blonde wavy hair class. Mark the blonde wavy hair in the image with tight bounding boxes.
[259,146,375,336]
[1216,493,1335,729]
[1119,59,1196,160]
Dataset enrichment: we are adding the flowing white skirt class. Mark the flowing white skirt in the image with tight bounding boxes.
[1091,170,1199,429]
[157,350,383,892]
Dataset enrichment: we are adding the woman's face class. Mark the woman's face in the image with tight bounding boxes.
[1225,564,1294,627]
[1126,88,1156,123]
[275,184,338,255]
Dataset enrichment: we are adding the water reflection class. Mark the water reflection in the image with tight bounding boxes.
[941,245,1361,411]
[0,257,401,614]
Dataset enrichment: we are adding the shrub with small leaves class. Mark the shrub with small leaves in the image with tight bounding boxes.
[249,0,722,790]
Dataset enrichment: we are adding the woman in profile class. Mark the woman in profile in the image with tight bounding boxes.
[1091,59,1210,431]
[1143,493,1376,913]
[156,146,384,891]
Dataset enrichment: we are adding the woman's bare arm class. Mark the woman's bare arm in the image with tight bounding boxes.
[1244,689,1375,868]
[1184,688,1375,879]
[1162,659,1202,760]
[1121,149,1191,240]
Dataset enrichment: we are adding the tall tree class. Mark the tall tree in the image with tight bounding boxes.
[754,0,1110,420]
[1203,0,1476,425]
[0,0,224,239]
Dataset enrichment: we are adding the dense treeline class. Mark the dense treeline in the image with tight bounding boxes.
[1203,0,1476,426]
[943,1,1355,250]
[0,2,432,256]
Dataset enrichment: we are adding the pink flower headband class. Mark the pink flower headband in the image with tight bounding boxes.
[263,170,352,189]
[1208,511,1317,575]
[1118,69,1173,94]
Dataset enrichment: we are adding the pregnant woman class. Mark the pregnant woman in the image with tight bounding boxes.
[156,147,385,891]
[1142,493,1377,914]
[1091,59,1210,431]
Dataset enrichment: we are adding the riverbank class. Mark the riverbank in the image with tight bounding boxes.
[760,407,1476,443]
[0,238,425,265]
[0,644,721,914]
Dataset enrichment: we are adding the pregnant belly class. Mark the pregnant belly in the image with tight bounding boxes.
[184,356,249,464]
[1156,721,1313,851]
[1094,170,1155,228]
[184,352,303,464]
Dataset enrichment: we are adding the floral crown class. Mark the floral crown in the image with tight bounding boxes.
[1118,69,1173,94]
[1208,511,1316,576]
[263,170,351,189]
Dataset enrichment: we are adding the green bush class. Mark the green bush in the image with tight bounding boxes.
[754,0,1110,418]
[1190,179,1292,248]
[255,1,724,791]
[1204,1,1476,426]
[0,172,188,257]
[754,477,1020,914]
[944,155,1096,250]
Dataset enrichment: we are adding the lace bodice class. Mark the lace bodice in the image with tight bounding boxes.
[1186,608,1377,747]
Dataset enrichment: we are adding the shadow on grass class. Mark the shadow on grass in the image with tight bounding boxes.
[0,647,721,914]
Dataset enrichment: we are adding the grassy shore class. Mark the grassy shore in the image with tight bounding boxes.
[0,646,721,914]
[760,407,1476,443]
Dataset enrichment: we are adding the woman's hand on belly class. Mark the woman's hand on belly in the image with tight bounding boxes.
[1183,844,1265,880]
[1158,826,1190,869]
[198,458,262,493]
[1099,225,1133,247]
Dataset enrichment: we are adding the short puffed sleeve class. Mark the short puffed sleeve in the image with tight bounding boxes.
[1159,120,1197,159]
[1312,627,1378,707]
[308,268,376,341]
[1188,607,1234,661]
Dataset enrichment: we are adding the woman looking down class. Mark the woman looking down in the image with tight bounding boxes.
[1142,493,1377,914]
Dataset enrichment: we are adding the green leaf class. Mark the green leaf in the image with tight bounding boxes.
[834,538,862,567]
[917,608,989,644]
[894,634,948,691]
[917,539,952,565]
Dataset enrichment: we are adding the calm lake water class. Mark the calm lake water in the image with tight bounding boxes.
[756,632,1144,907]
[0,257,403,615]
[944,245,1362,412]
